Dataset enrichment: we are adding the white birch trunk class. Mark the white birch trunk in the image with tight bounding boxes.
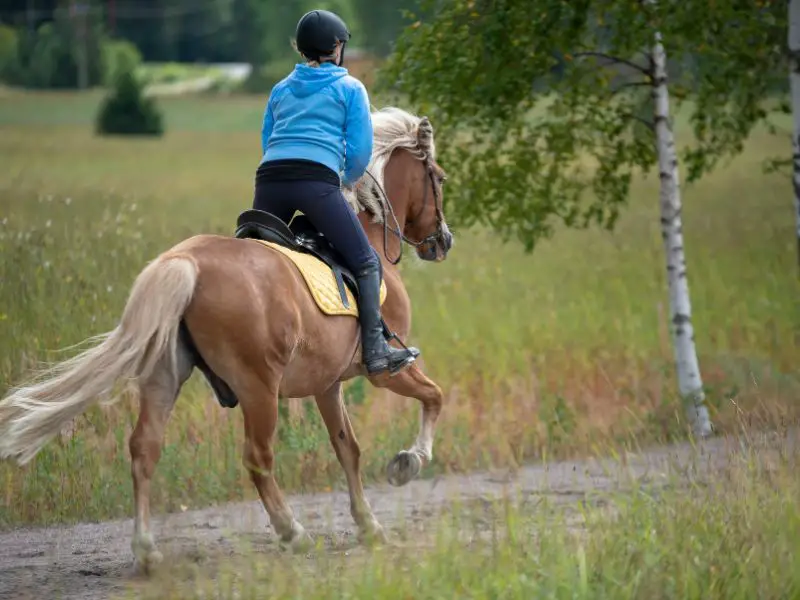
[652,31,713,437]
[789,0,800,270]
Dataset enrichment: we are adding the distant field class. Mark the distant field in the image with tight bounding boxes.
[0,91,798,528]
[0,89,268,131]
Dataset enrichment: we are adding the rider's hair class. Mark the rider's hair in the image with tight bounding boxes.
[290,39,338,67]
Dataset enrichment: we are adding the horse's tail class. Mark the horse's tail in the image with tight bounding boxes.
[0,254,198,465]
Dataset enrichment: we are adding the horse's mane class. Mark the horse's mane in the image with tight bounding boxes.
[343,106,436,224]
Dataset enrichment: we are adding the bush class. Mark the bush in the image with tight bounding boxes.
[102,39,142,85]
[0,25,18,82]
[96,66,164,136]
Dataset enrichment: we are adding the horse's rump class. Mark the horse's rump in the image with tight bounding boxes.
[175,234,361,400]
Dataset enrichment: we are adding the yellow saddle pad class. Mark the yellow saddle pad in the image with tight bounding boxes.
[254,240,386,317]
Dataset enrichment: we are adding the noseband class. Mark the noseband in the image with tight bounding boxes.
[364,159,446,266]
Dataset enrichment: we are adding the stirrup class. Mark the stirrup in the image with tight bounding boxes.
[364,349,418,377]
[380,319,419,355]
[364,319,419,376]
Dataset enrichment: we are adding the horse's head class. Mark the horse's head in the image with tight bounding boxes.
[401,116,453,262]
[347,108,454,264]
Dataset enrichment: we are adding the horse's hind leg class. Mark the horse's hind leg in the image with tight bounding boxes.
[237,374,312,551]
[315,382,386,544]
[129,342,194,573]
[379,363,443,487]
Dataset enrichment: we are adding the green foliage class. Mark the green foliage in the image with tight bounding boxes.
[95,66,164,136]
[102,38,142,84]
[350,0,419,56]
[8,6,108,89]
[1,0,417,66]
[382,0,788,251]
[0,24,18,80]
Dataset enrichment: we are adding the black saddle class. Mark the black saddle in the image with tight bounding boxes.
[234,208,359,308]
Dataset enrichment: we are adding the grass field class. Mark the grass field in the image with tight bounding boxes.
[0,89,798,536]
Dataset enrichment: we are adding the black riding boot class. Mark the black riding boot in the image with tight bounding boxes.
[356,263,419,376]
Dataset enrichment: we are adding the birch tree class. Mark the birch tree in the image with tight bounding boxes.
[650,27,710,435]
[382,0,785,436]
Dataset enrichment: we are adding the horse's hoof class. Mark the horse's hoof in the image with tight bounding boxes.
[290,531,315,554]
[134,549,163,576]
[387,450,422,487]
[358,522,389,547]
[132,536,163,576]
[280,521,315,554]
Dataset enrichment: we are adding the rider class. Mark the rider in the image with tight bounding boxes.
[253,9,419,377]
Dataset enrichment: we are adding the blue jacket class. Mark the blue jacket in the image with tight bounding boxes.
[260,63,373,187]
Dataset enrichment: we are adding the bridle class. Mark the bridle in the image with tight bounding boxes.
[364,159,447,266]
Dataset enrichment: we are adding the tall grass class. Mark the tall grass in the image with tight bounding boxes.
[0,93,798,528]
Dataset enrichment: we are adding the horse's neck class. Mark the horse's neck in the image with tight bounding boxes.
[359,210,412,338]
[359,211,405,272]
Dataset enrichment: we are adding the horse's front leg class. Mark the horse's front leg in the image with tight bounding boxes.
[376,363,443,487]
[315,382,386,544]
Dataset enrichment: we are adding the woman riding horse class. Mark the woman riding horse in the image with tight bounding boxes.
[253,9,419,376]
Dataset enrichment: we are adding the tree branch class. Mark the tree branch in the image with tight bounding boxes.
[610,80,652,97]
[621,112,655,131]
[573,52,652,77]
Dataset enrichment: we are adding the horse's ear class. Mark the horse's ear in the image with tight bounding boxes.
[417,116,434,148]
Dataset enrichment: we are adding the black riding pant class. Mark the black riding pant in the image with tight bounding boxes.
[253,160,379,275]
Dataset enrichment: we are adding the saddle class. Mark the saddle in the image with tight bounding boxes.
[180,208,384,411]
[234,208,360,308]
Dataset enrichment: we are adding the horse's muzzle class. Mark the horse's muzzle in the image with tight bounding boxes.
[417,224,453,262]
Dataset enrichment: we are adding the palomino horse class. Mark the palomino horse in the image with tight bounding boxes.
[0,107,452,572]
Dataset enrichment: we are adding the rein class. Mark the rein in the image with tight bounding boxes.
[363,161,445,266]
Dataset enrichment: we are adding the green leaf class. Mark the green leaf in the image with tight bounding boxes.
[380,0,788,251]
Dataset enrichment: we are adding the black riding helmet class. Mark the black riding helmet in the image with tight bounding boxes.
[295,9,351,65]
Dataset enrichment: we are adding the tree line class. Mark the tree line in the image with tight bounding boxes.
[0,0,418,65]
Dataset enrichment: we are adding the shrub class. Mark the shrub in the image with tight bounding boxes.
[102,39,142,84]
[96,66,164,136]
[0,25,18,82]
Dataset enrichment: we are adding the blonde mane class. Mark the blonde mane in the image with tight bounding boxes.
[343,107,436,224]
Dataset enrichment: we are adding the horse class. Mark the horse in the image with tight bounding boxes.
[0,106,453,573]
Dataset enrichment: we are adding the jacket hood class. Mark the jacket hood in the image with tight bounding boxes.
[286,63,349,98]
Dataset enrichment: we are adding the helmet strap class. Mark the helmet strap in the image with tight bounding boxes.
[338,42,346,67]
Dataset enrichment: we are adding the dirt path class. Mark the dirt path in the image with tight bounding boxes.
[0,429,791,600]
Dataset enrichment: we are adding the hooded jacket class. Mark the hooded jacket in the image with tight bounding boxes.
[260,62,373,187]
